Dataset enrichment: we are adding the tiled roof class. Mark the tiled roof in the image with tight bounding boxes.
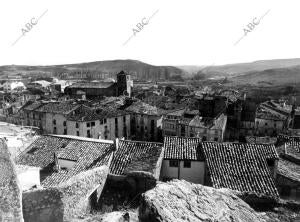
[189,114,227,130]
[260,101,291,116]
[201,142,279,198]
[278,158,300,183]
[165,109,185,117]
[22,101,44,111]
[245,136,277,144]
[16,135,114,187]
[66,82,115,89]
[285,141,300,160]
[256,107,286,121]
[163,136,204,160]
[35,101,79,114]
[278,134,300,143]
[110,140,163,175]
[66,105,128,122]
[125,101,162,116]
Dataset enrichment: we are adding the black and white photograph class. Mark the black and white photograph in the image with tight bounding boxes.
[0,0,300,221]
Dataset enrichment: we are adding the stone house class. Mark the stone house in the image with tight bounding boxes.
[66,105,131,140]
[161,136,279,199]
[163,109,227,142]
[126,101,163,142]
[276,139,300,201]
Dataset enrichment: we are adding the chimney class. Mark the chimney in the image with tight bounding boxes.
[53,152,61,171]
[113,138,119,151]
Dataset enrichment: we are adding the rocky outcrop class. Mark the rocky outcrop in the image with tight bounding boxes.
[22,166,109,222]
[139,180,269,222]
[0,138,24,222]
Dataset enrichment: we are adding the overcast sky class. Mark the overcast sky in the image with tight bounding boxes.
[0,0,299,66]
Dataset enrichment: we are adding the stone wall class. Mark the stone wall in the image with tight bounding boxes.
[22,166,108,222]
[22,189,64,222]
[0,138,24,222]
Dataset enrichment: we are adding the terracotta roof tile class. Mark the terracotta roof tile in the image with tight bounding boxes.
[110,140,163,175]
[163,136,279,197]
[35,101,79,114]
[16,135,114,187]
[278,158,300,183]
[163,136,204,160]
[201,142,279,198]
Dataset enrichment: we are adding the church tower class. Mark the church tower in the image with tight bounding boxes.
[116,70,132,97]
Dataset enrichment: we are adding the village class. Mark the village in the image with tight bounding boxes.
[0,69,299,221]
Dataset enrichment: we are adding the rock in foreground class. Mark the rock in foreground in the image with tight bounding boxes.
[139,180,268,222]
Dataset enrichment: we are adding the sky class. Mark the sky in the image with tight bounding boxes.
[0,0,299,67]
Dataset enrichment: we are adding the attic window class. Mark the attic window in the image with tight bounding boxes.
[61,142,68,149]
[27,147,38,154]
[266,159,275,167]
[169,160,179,167]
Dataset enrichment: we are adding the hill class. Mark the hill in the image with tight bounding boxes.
[228,65,300,86]
[179,58,300,79]
[0,60,185,81]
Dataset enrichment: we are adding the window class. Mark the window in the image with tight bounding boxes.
[274,123,277,127]
[76,122,79,128]
[214,137,218,141]
[169,160,179,167]
[27,147,38,154]
[53,127,57,134]
[63,121,66,127]
[202,136,207,141]
[123,116,126,122]
[33,113,35,119]
[91,122,95,127]
[265,122,268,126]
[183,161,191,168]
[104,118,107,124]
[181,126,185,136]
[87,122,90,127]
[190,132,194,137]
[100,120,103,125]
[76,131,79,136]
[53,119,56,125]
[124,126,127,138]
[115,118,118,124]
[64,129,67,135]
[266,159,275,167]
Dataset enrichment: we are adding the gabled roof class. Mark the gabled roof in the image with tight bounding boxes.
[110,140,163,175]
[284,141,300,161]
[21,101,44,111]
[245,136,277,144]
[66,105,128,122]
[256,106,287,121]
[201,142,279,198]
[278,158,300,183]
[16,135,114,187]
[125,101,163,116]
[278,134,300,143]
[35,101,79,114]
[189,114,227,130]
[66,82,115,89]
[163,136,204,161]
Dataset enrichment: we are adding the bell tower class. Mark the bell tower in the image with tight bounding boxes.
[116,70,132,97]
